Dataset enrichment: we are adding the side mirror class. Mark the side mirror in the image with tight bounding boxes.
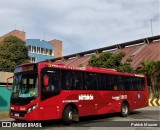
[6,76,13,91]
[43,75,49,87]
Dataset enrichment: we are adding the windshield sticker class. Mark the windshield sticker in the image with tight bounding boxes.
[19,94,31,98]
[112,95,127,100]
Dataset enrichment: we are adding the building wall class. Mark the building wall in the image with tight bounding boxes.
[26,39,55,62]
[0,71,13,83]
[0,30,25,41]
[49,39,62,58]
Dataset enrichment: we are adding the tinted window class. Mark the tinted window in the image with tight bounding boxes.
[97,74,106,90]
[62,70,73,90]
[110,75,124,90]
[84,73,97,90]
[62,70,83,90]
[124,77,133,90]
[72,71,83,90]
[132,77,145,91]
[41,68,61,100]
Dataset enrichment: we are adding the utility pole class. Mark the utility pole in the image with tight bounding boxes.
[150,19,153,36]
[44,32,45,41]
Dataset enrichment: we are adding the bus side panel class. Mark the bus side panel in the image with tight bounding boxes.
[125,91,139,111]
[41,98,59,120]
[96,91,124,114]
[125,91,148,111]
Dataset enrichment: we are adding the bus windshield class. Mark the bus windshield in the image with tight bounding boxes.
[12,73,38,98]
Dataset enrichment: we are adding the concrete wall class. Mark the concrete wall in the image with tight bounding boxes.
[0,71,13,83]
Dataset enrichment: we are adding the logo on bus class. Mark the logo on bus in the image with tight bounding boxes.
[79,94,94,100]
[112,95,127,100]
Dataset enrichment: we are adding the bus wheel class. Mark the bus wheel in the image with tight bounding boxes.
[62,106,73,125]
[120,102,129,117]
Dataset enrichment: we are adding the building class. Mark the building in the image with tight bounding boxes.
[50,35,160,70]
[0,30,63,110]
[0,30,25,42]
[49,39,62,58]
[26,39,54,63]
[0,30,63,62]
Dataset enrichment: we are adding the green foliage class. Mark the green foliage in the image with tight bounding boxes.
[88,52,133,73]
[0,36,29,72]
[136,60,160,98]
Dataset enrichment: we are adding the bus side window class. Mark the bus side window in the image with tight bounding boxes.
[137,77,145,91]
[132,77,138,90]
[72,71,83,90]
[124,77,133,90]
[106,75,111,90]
[97,74,106,90]
[141,78,145,90]
[61,70,72,90]
[84,73,97,90]
[65,71,72,90]
[117,76,124,90]
[110,75,118,90]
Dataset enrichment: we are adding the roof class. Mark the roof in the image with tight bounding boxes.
[48,35,160,69]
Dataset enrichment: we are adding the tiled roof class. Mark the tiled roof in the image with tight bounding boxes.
[49,35,160,69]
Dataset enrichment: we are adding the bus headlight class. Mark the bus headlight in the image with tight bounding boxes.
[27,104,38,113]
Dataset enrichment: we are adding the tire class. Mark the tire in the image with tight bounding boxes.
[62,106,73,125]
[120,102,129,117]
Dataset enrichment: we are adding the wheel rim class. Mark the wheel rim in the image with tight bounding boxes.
[122,105,128,114]
[68,111,73,120]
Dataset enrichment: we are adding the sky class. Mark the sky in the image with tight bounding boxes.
[0,0,159,56]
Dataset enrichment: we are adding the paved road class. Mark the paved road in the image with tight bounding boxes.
[0,106,159,130]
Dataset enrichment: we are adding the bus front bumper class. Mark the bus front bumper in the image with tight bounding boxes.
[10,108,43,121]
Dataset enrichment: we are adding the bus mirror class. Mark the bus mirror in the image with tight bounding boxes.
[44,75,49,87]
[6,76,13,91]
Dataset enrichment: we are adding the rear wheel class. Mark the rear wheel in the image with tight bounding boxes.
[120,102,129,117]
[62,106,73,125]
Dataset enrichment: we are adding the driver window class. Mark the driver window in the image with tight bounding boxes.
[42,74,60,92]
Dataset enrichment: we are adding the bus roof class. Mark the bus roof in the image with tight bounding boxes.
[17,61,145,77]
[40,62,145,77]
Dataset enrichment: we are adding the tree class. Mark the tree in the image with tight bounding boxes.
[88,52,133,73]
[136,60,160,98]
[0,36,29,72]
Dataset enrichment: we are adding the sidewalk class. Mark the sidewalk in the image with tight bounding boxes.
[0,110,9,120]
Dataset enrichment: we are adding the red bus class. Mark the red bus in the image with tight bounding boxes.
[6,61,148,125]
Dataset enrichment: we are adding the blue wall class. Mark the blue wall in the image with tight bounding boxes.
[0,86,11,110]
[26,39,54,62]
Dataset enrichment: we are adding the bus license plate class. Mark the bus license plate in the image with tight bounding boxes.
[14,113,19,117]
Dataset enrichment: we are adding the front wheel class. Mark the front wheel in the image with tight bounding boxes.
[120,102,129,117]
[62,106,73,125]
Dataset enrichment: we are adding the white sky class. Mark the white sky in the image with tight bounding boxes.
[0,0,159,55]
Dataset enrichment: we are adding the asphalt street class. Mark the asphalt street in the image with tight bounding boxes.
[0,106,159,130]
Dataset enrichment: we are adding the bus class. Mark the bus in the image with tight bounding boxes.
[6,61,148,125]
